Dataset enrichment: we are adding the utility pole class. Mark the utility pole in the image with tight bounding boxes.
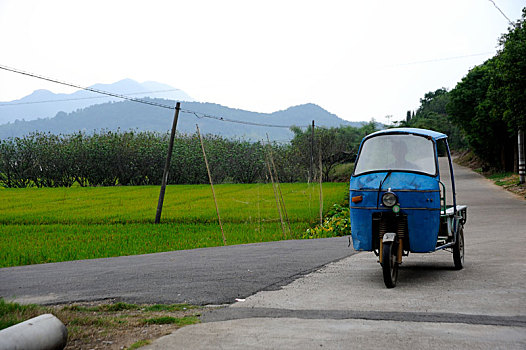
[155,102,181,224]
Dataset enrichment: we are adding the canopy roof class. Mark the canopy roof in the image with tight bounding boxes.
[365,128,448,141]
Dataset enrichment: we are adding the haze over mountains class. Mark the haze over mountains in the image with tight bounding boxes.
[0,79,363,140]
[0,79,193,124]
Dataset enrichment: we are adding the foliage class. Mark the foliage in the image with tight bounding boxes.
[290,122,377,181]
[302,203,350,239]
[0,131,272,188]
[447,58,515,171]
[497,8,526,132]
[0,121,376,188]
[396,88,466,150]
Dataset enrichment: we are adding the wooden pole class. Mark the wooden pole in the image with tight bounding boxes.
[155,102,180,224]
[196,124,226,245]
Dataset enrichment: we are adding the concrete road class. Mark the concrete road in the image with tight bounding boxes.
[144,160,526,349]
[0,236,353,305]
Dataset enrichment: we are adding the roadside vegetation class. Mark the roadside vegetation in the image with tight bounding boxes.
[0,122,375,188]
[0,298,203,350]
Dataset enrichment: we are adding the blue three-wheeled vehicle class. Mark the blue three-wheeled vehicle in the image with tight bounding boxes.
[350,128,467,288]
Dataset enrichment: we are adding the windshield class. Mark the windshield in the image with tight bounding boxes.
[354,134,436,175]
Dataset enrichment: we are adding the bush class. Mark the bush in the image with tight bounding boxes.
[302,203,350,239]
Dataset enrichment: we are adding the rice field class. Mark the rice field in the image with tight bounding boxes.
[0,183,348,267]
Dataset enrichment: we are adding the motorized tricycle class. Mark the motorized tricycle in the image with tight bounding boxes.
[349,128,467,288]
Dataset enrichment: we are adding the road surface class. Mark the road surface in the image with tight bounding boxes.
[143,159,526,349]
[0,236,354,305]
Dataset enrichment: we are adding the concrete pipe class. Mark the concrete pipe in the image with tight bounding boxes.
[0,314,67,350]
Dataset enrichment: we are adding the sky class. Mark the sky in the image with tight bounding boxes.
[0,0,524,124]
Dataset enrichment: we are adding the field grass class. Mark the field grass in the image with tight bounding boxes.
[0,183,348,267]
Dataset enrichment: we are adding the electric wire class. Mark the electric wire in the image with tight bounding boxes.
[488,0,515,27]
[0,64,175,110]
[0,64,309,129]
[180,108,308,129]
[389,51,495,67]
[0,89,181,106]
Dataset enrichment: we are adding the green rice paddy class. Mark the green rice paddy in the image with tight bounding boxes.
[0,183,347,267]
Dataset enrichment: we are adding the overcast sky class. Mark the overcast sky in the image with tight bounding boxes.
[0,0,524,124]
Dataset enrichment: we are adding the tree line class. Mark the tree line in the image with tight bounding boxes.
[399,8,525,172]
[0,122,376,188]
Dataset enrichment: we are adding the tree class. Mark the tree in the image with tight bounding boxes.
[448,58,513,170]
[446,9,525,172]
[290,123,376,181]
[497,8,526,132]
[398,89,466,150]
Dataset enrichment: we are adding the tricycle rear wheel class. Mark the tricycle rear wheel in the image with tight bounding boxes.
[382,242,398,288]
[453,226,464,270]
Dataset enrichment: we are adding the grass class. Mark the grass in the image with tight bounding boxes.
[142,315,199,326]
[0,182,348,267]
[0,298,39,329]
[0,299,202,349]
[487,172,518,186]
[128,340,151,349]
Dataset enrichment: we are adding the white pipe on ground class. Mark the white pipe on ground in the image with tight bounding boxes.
[0,314,67,350]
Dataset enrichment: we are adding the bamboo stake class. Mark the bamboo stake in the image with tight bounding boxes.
[265,151,287,239]
[196,124,226,246]
[319,150,323,225]
[257,183,261,234]
[310,120,315,183]
[266,135,291,234]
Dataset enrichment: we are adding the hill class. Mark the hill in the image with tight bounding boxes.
[0,99,361,141]
[0,79,193,124]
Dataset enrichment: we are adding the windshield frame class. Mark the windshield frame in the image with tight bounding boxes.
[352,132,439,177]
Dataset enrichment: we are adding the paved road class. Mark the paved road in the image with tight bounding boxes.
[0,237,354,305]
[144,159,526,349]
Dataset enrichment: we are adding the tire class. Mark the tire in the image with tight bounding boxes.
[453,226,464,270]
[382,241,398,288]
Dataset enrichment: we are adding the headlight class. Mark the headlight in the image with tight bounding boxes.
[382,192,398,207]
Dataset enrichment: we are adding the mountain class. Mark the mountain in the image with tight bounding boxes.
[0,99,364,141]
[0,79,193,124]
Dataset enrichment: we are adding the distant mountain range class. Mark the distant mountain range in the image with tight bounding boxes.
[0,79,366,140]
[0,79,193,124]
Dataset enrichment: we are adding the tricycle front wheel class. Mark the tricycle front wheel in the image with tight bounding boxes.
[382,242,398,288]
[453,226,464,270]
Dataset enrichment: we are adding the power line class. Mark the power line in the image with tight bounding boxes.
[488,0,514,27]
[0,64,309,129]
[0,64,176,110]
[389,51,495,67]
[181,109,308,129]
[0,89,181,106]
